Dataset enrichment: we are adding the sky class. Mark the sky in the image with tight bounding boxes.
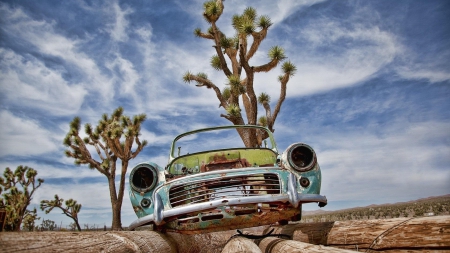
[0,0,449,229]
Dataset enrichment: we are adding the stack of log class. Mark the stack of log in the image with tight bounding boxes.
[0,216,448,252]
[263,216,450,252]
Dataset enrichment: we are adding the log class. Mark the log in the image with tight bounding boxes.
[265,216,450,252]
[221,237,262,253]
[167,229,237,253]
[1,217,448,252]
[257,237,357,253]
[0,231,177,253]
[0,228,257,253]
[165,226,268,252]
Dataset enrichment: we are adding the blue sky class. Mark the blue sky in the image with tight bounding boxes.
[1,0,449,228]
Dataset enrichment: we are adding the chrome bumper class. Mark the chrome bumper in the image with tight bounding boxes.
[128,174,327,230]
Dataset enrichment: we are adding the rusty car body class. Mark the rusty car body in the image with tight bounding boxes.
[128,125,327,233]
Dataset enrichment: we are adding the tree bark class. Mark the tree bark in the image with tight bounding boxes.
[221,237,262,253]
[108,172,122,231]
[257,237,356,253]
[75,219,82,232]
[0,231,177,253]
[264,216,450,252]
[166,229,237,253]
[111,202,122,231]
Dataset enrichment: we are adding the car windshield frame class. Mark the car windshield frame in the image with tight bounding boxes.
[168,125,278,163]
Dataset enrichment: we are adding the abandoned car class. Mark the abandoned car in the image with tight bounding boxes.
[128,125,327,233]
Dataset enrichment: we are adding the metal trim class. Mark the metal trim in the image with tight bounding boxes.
[288,173,300,208]
[154,193,164,224]
[128,193,327,230]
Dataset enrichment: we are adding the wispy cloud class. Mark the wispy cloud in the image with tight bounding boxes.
[106,1,133,42]
[0,111,58,156]
[0,49,87,115]
[0,3,114,107]
[287,13,402,96]
[396,66,450,83]
[312,120,450,201]
[263,0,327,25]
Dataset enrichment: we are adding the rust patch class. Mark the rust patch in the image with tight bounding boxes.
[133,205,142,213]
[199,152,251,172]
[202,158,251,172]
[161,207,300,234]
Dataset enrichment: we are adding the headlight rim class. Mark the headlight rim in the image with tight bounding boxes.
[130,164,158,193]
[284,143,317,172]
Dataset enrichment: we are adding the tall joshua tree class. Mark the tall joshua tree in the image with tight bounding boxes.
[183,0,297,147]
[41,195,82,231]
[64,107,147,230]
[0,166,44,231]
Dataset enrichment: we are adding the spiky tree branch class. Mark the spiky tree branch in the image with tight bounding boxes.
[63,107,147,230]
[41,194,82,231]
[270,61,297,130]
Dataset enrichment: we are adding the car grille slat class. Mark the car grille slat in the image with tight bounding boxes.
[170,178,279,191]
[169,183,280,199]
[170,187,281,206]
[169,173,281,208]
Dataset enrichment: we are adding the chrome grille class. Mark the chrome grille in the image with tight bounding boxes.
[169,173,280,208]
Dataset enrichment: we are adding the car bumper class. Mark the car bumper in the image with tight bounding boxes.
[128,173,327,230]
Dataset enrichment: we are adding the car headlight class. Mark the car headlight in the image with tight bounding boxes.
[130,163,158,193]
[282,143,317,172]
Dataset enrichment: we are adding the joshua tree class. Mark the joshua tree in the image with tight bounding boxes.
[40,219,57,231]
[183,0,297,147]
[0,166,44,231]
[41,194,82,231]
[64,107,147,230]
[21,208,40,231]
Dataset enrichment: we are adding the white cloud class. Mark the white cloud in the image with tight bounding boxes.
[0,49,87,115]
[34,182,111,208]
[288,24,401,96]
[267,0,327,25]
[396,66,450,83]
[180,0,326,35]
[132,36,228,117]
[105,53,140,100]
[0,4,114,103]
[316,121,450,201]
[0,111,58,157]
[140,129,173,146]
[106,1,133,42]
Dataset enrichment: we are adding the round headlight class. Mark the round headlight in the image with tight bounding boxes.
[130,164,158,192]
[283,143,317,172]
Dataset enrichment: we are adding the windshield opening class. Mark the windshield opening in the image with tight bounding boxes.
[172,127,275,158]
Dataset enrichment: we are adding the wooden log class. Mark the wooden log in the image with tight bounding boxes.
[165,226,268,253]
[221,237,262,253]
[257,237,356,253]
[167,229,237,253]
[0,231,177,253]
[1,217,448,252]
[265,216,450,252]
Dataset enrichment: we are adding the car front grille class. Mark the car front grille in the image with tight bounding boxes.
[169,173,281,208]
